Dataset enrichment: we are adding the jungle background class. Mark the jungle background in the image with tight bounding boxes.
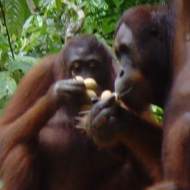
[0,0,165,119]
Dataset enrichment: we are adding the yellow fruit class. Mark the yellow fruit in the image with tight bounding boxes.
[84,78,97,90]
[100,90,112,100]
[86,89,97,99]
[80,90,97,111]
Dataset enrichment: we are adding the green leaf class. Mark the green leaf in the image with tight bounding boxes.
[8,55,37,74]
[112,0,124,8]
[4,0,30,36]
[150,104,164,123]
[151,105,164,115]
[0,72,17,100]
[102,17,116,33]
[0,35,9,50]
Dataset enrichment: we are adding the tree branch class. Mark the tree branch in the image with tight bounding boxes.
[0,1,15,59]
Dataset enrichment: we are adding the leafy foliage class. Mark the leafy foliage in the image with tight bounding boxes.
[81,0,166,44]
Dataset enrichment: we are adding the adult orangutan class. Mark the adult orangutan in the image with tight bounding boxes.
[144,1,190,189]
[0,35,152,190]
[84,5,171,184]
[87,2,190,190]
[161,0,190,189]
